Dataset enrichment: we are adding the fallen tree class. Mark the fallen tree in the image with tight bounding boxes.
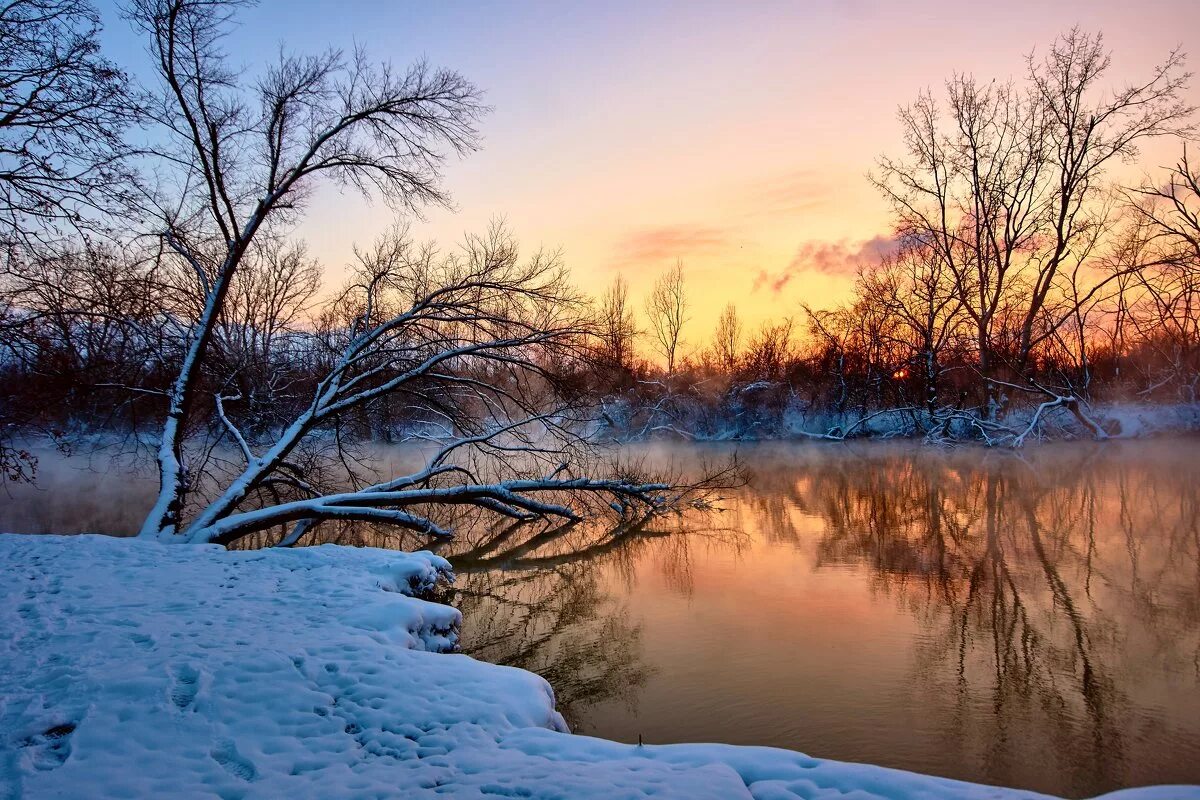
[121,0,732,547]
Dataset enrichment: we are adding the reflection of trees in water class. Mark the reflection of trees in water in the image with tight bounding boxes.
[445,517,736,730]
[762,444,1200,795]
[287,513,731,731]
[449,522,652,731]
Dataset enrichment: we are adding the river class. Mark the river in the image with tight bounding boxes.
[3,439,1198,797]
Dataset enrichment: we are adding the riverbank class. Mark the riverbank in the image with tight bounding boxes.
[1,533,1196,799]
[600,398,1200,444]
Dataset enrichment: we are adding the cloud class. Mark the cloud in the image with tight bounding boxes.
[752,269,796,294]
[614,224,734,265]
[788,235,902,275]
[754,234,902,294]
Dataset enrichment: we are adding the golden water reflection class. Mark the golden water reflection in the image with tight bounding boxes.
[449,441,1200,798]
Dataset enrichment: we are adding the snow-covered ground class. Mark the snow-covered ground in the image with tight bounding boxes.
[600,395,1200,444]
[1,534,1196,800]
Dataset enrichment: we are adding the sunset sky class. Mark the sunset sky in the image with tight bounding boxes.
[97,0,1200,350]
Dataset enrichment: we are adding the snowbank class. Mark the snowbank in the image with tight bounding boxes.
[601,394,1200,444]
[2,534,1195,799]
[1092,402,1200,438]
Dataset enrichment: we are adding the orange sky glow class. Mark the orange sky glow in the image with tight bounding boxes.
[100,0,1200,357]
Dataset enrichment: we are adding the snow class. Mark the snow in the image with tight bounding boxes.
[601,395,1200,445]
[1094,402,1200,439]
[2,533,1196,800]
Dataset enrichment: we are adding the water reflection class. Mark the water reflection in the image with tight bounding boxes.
[2,441,1198,796]
[450,442,1200,797]
[439,516,741,728]
[741,444,1197,794]
[450,521,656,728]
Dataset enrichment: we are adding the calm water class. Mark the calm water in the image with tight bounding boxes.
[3,440,1199,797]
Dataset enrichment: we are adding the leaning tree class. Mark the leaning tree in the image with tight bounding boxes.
[127,0,726,547]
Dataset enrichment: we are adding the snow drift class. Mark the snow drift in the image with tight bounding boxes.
[1,534,1195,799]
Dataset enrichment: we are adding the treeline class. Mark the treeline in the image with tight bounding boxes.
[586,32,1200,443]
[1,6,1199,465]
[1,227,581,447]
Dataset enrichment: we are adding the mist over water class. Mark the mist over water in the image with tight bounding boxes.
[4,439,1199,797]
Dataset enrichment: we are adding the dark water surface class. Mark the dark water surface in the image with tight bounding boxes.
[4,440,1199,797]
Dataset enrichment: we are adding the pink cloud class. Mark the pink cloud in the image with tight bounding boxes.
[755,234,902,293]
[614,224,733,265]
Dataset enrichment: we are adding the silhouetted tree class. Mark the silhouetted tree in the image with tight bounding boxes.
[873,30,1193,417]
[0,0,139,247]
[645,259,688,375]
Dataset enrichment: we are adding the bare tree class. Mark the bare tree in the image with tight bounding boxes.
[185,224,735,547]
[0,0,139,247]
[860,239,965,412]
[802,305,854,416]
[873,76,1039,414]
[645,259,688,375]
[207,237,324,436]
[596,274,637,373]
[0,0,141,477]
[713,302,741,372]
[128,0,484,537]
[0,240,164,477]
[1133,146,1200,265]
[873,30,1193,419]
[740,318,794,381]
[1122,146,1200,396]
[1016,31,1192,377]
[119,0,725,545]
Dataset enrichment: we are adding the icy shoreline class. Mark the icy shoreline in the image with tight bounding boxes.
[2,534,1196,799]
[601,399,1200,444]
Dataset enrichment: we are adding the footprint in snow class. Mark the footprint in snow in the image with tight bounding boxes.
[169,664,200,711]
[128,632,155,650]
[210,738,258,782]
[22,722,76,771]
